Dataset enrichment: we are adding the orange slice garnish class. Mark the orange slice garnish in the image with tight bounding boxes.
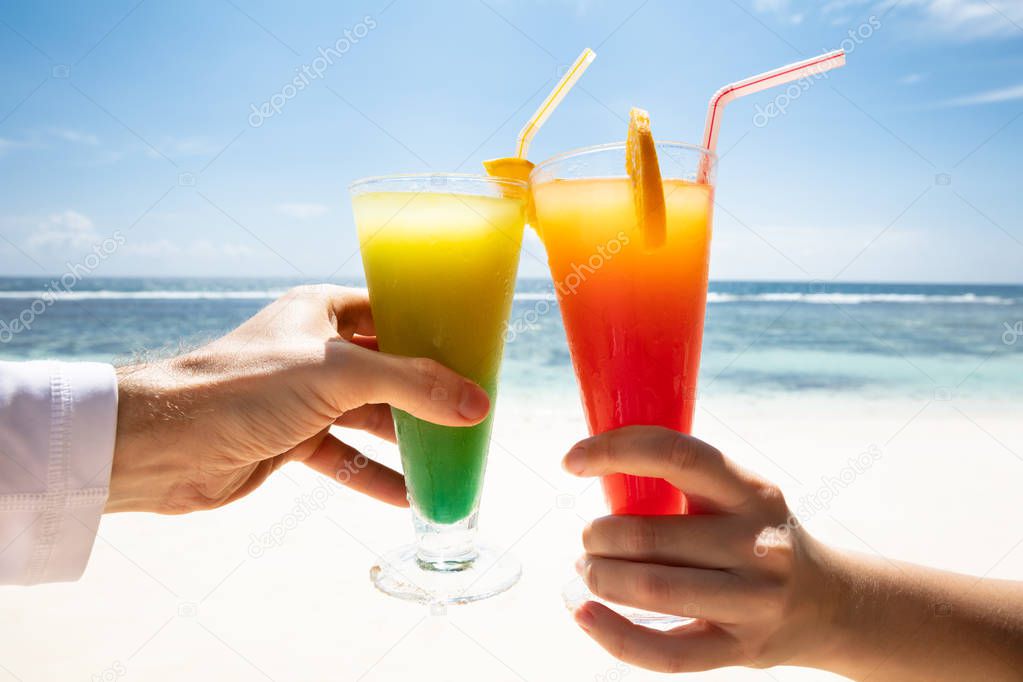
[484,156,537,229]
[625,107,666,250]
[483,157,535,184]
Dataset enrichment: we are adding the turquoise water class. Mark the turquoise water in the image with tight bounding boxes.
[1,277,1020,400]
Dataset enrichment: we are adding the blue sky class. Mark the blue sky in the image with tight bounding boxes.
[0,0,1021,282]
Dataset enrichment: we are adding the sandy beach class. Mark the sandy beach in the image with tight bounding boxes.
[3,389,1020,681]
[2,0,1022,676]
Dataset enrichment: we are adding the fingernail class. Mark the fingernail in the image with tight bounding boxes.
[563,445,586,475]
[574,555,589,576]
[457,381,489,421]
[574,605,594,631]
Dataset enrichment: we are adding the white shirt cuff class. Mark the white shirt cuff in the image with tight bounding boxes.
[0,361,117,584]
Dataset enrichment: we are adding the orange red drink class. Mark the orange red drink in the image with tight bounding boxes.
[531,140,715,515]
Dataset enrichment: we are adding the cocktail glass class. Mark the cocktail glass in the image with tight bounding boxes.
[530,141,716,625]
[350,173,526,604]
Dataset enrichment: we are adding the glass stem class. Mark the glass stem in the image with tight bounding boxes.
[412,507,480,572]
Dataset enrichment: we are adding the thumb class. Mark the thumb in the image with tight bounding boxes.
[326,341,490,427]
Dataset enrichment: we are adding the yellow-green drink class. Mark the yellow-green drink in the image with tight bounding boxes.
[350,173,525,603]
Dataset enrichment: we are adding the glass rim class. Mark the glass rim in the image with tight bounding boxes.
[349,172,528,193]
[531,139,717,176]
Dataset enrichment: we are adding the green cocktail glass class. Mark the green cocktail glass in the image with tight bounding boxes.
[350,172,525,604]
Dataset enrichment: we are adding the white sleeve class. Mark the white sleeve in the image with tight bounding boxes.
[0,361,117,585]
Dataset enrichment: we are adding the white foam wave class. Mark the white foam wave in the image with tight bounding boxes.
[512,291,1014,305]
[0,290,1013,305]
[0,290,286,301]
[703,292,1014,305]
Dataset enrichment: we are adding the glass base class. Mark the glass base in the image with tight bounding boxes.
[371,544,521,605]
[562,576,691,631]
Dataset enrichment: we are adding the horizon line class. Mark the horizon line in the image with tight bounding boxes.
[0,275,1022,287]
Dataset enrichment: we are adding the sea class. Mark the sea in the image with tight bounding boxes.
[1,277,1020,401]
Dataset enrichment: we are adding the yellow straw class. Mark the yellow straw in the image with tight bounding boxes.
[515,48,596,158]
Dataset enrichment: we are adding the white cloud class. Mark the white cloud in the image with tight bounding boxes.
[759,0,1023,39]
[89,149,130,164]
[754,0,789,11]
[897,0,1023,40]
[276,202,329,219]
[125,238,255,259]
[899,72,926,85]
[0,137,32,156]
[822,0,871,13]
[219,243,255,258]
[146,136,224,159]
[123,239,181,257]
[752,0,807,25]
[191,239,254,259]
[941,83,1023,107]
[26,210,101,251]
[49,128,100,146]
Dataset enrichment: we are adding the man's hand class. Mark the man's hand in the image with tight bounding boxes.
[107,285,490,514]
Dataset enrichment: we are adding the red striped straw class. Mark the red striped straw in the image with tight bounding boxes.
[698,49,846,182]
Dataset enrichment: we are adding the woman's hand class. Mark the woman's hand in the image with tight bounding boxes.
[563,425,839,673]
[563,426,1023,680]
[107,285,490,514]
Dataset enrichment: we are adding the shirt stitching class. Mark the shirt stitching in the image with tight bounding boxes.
[24,364,72,583]
[0,488,110,511]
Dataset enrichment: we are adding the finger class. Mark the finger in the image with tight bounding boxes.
[577,555,749,622]
[301,433,408,507]
[334,403,396,443]
[326,342,490,427]
[563,426,756,512]
[280,284,376,338]
[575,601,737,674]
[584,514,745,569]
[324,286,374,338]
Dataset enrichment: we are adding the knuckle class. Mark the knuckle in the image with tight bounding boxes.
[347,456,378,488]
[368,405,391,435]
[635,569,673,605]
[581,561,599,597]
[413,356,442,381]
[754,482,789,516]
[665,432,700,472]
[595,430,622,469]
[623,518,658,556]
[751,522,796,567]
[412,357,447,400]
[581,521,598,551]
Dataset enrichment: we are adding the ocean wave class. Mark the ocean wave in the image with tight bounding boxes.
[0,290,287,301]
[704,292,1015,305]
[0,290,1014,305]
[514,291,1015,305]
